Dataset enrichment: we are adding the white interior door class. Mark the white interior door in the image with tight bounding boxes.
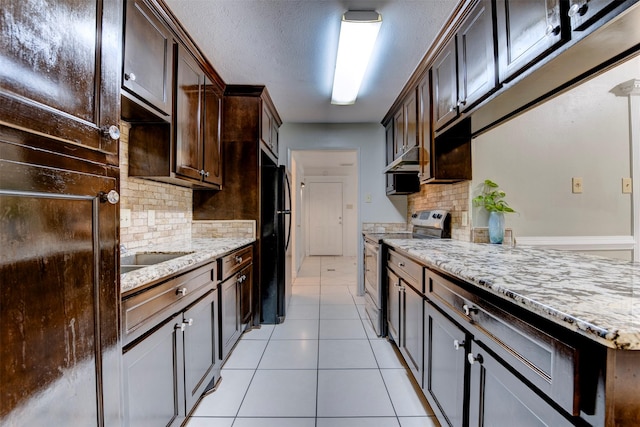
[308,182,343,255]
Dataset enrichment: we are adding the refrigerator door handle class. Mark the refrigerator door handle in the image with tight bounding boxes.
[284,172,292,252]
[277,210,291,214]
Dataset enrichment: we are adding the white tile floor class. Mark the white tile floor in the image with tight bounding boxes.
[186,256,440,427]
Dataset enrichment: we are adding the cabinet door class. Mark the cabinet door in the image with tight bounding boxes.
[261,105,273,152]
[457,0,496,110]
[405,90,418,153]
[432,38,459,130]
[0,0,121,157]
[496,0,564,83]
[403,283,424,386]
[0,142,120,426]
[123,319,184,427]
[425,304,467,427]
[468,341,575,427]
[220,277,240,360]
[123,0,174,115]
[387,268,401,344]
[568,0,623,31]
[270,121,279,158]
[393,108,406,159]
[183,291,218,413]
[418,72,432,183]
[202,76,223,186]
[238,264,253,326]
[175,46,204,182]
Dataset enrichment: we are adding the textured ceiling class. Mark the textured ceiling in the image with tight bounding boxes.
[164,0,457,124]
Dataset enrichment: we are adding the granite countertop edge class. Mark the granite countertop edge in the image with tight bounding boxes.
[383,238,640,351]
[120,237,255,294]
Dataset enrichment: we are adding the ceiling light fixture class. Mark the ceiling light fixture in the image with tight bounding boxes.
[331,10,382,105]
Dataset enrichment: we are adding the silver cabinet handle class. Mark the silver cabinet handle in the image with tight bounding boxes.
[453,339,464,350]
[398,262,405,267]
[177,322,186,332]
[102,125,120,140]
[235,256,243,264]
[185,318,194,327]
[204,171,210,177]
[176,287,187,297]
[468,352,483,365]
[463,304,477,316]
[545,24,560,36]
[100,190,120,205]
[124,72,136,81]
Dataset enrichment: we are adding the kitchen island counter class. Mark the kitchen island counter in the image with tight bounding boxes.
[120,237,255,295]
[384,238,640,350]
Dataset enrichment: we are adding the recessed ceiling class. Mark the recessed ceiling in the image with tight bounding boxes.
[164,0,457,124]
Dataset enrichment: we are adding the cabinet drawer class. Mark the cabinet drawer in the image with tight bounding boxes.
[220,245,253,281]
[387,249,423,291]
[123,262,216,345]
[426,269,579,415]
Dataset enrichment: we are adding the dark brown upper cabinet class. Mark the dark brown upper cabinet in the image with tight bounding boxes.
[175,46,223,188]
[123,0,175,117]
[261,98,280,158]
[0,0,122,160]
[393,90,418,160]
[567,0,626,31]
[418,72,432,184]
[495,0,566,83]
[456,0,497,112]
[432,38,459,131]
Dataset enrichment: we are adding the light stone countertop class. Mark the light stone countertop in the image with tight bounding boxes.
[120,238,255,294]
[383,238,640,350]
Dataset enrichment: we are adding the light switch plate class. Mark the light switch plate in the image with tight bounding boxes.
[572,177,583,194]
[622,177,633,194]
[121,209,131,228]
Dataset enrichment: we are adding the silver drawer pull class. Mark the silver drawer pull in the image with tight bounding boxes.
[467,352,483,365]
[463,304,477,316]
[453,339,464,350]
[235,256,243,264]
[185,318,194,327]
[176,322,186,332]
[398,262,405,267]
[176,287,187,297]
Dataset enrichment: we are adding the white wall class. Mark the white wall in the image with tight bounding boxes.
[472,55,640,258]
[280,122,405,293]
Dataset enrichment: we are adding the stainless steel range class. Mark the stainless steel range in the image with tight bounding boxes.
[363,209,451,336]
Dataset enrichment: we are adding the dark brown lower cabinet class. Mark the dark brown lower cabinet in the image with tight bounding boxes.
[467,340,574,427]
[0,138,121,425]
[220,274,241,361]
[123,284,219,427]
[424,303,468,427]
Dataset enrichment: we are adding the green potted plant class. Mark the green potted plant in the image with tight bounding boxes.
[472,179,515,244]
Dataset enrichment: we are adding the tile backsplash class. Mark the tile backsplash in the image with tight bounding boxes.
[119,122,254,250]
[408,181,471,242]
[361,222,409,233]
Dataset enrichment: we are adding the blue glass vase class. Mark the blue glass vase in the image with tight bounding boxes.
[488,211,505,244]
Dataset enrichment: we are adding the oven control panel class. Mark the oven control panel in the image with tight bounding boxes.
[411,209,450,229]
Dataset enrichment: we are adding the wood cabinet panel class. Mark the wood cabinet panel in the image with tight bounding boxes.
[433,38,459,130]
[496,0,565,83]
[424,304,467,427]
[418,72,432,183]
[183,291,219,412]
[0,140,120,425]
[457,0,496,110]
[176,47,204,182]
[123,319,183,427]
[387,268,401,344]
[238,264,253,326]
[0,0,121,158]
[220,275,240,361]
[123,0,174,115]
[404,283,424,384]
[203,78,223,186]
[468,341,575,427]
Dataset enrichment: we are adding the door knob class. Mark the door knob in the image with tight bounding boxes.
[103,125,120,140]
[99,190,119,205]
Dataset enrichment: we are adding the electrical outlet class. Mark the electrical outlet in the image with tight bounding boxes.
[121,209,131,228]
[622,177,633,194]
[148,210,155,226]
[572,177,583,194]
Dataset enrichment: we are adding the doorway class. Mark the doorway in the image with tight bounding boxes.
[308,182,343,255]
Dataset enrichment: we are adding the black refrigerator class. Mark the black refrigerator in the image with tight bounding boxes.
[260,153,292,324]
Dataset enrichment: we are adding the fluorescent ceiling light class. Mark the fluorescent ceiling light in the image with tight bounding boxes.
[331,10,382,105]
